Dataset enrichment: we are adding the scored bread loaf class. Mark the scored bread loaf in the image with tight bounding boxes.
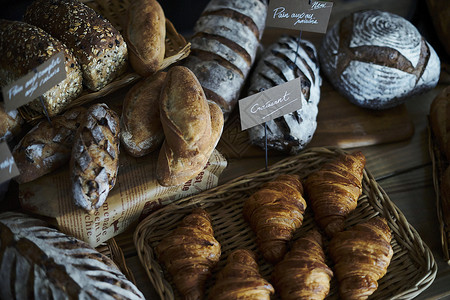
[0,211,145,299]
[0,19,83,116]
[429,86,450,160]
[247,36,322,155]
[70,103,120,212]
[13,106,86,184]
[319,9,440,110]
[157,66,224,187]
[126,0,166,77]
[24,0,128,91]
[183,0,268,120]
[121,72,166,157]
[0,104,23,143]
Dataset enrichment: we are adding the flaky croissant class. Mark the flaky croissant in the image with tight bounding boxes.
[155,208,221,300]
[243,174,307,263]
[208,249,274,300]
[329,217,394,300]
[272,229,333,300]
[305,151,366,237]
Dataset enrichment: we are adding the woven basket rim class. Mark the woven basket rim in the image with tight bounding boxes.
[133,146,437,300]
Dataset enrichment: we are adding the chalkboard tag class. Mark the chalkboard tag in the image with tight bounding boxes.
[0,142,19,183]
[266,0,333,33]
[239,77,302,131]
[2,51,66,112]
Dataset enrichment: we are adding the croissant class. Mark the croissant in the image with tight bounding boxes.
[305,151,366,237]
[329,217,393,300]
[243,174,307,263]
[208,249,274,300]
[272,230,333,300]
[155,208,221,300]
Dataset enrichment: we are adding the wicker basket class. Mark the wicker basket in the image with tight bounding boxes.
[134,146,437,300]
[428,122,450,264]
[20,0,190,123]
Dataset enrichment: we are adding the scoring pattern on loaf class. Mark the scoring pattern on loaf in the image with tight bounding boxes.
[183,0,268,120]
[319,9,440,110]
[247,36,322,155]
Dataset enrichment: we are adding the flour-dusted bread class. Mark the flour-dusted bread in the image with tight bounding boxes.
[183,0,268,120]
[0,104,23,143]
[24,0,128,91]
[70,103,120,212]
[319,9,440,110]
[247,36,321,155]
[13,107,86,184]
[0,19,83,116]
[0,211,145,300]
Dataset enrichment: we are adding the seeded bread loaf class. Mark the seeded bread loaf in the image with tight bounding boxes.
[0,211,145,300]
[247,36,322,155]
[121,72,166,157]
[319,10,440,110]
[70,103,120,212]
[126,0,166,77]
[0,104,23,143]
[183,0,268,120]
[0,19,83,116]
[13,106,86,184]
[24,0,128,91]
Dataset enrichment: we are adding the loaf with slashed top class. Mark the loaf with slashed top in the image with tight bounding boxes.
[24,0,128,91]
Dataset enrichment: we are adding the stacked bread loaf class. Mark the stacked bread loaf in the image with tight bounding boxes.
[183,0,268,120]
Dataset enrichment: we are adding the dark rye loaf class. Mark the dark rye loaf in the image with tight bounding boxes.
[0,19,83,116]
[0,212,145,300]
[183,0,268,120]
[24,0,128,91]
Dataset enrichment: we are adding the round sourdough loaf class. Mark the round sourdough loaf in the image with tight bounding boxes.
[319,10,440,110]
[247,36,321,155]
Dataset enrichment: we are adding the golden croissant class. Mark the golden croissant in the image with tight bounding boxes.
[329,217,394,300]
[208,249,274,300]
[155,208,221,300]
[272,229,333,300]
[243,174,307,263]
[305,151,366,237]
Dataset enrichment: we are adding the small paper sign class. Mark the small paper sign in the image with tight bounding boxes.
[2,51,66,112]
[0,142,19,183]
[239,78,302,131]
[266,0,333,33]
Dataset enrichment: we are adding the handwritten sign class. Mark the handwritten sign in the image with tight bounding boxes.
[266,0,333,33]
[2,51,66,112]
[239,78,302,131]
[0,142,19,183]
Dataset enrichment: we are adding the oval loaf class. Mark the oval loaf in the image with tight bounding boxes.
[247,36,322,155]
[319,9,440,110]
[183,0,268,120]
[24,0,128,91]
[0,211,145,300]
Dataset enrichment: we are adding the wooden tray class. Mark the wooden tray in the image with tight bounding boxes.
[134,146,436,300]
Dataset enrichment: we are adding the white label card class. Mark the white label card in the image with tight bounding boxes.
[239,77,302,131]
[0,142,19,183]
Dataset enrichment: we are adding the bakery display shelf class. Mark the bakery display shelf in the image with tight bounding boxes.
[134,146,437,300]
[19,0,190,124]
[428,123,450,264]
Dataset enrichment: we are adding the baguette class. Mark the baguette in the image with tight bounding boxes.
[70,103,120,212]
[0,19,83,116]
[126,0,166,77]
[24,0,128,91]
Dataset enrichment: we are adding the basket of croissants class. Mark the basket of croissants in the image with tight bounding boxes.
[134,147,437,300]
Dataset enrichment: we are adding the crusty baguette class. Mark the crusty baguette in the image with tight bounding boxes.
[0,19,83,116]
[156,66,223,187]
[70,103,120,212]
[126,0,166,77]
[0,211,145,299]
[121,72,166,157]
[24,0,128,91]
